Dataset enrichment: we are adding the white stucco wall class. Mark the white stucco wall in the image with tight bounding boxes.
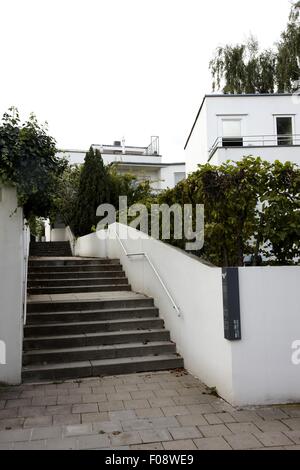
[75,231,107,258]
[186,94,300,170]
[57,150,185,191]
[50,228,68,242]
[232,267,300,406]
[160,165,186,189]
[210,145,300,166]
[45,219,51,242]
[57,150,163,167]
[185,100,208,174]
[206,94,300,148]
[75,223,234,402]
[74,224,300,406]
[0,186,24,385]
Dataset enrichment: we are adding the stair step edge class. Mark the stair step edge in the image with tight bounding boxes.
[22,354,183,371]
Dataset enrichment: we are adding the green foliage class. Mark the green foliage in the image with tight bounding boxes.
[54,152,154,237]
[27,215,45,239]
[210,2,300,94]
[0,107,67,217]
[51,164,82,230]
[74,147,110,237]
[210,38,276,94]
[276,2,300,92]
[259,161,300,264]
[148,157,300,267]
[108,165,153,207]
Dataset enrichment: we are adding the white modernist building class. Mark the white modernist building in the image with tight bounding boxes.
[185,93,300,173]
[57,137,186,191]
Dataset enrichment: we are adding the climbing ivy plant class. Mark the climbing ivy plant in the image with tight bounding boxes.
[148,157,300,267]
[0,107,67,218]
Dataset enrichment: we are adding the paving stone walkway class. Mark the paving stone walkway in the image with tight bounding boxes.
[1,370,300,450]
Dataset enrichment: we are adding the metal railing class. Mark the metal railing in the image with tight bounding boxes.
[144,136,160,156]
[66,225,76,256]
[113,227,181,318]
[208,134,300,160]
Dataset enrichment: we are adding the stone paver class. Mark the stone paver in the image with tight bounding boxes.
[162,406,189,417]
[253,431,294,447]
[1,370,300,449]
[194,436,231,450]
[169,426,202,440]
[24,416,53,428]
[225,433,263,450]
[282,418,300,430]
[198,424,233,437]
[176,414,208,426]
[163,439,197,450]
[284,430,300,444]
[139,429,172,443]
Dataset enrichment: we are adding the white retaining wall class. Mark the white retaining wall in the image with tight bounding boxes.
[0,186,24,384]
[233,267,300,405]
[74,223,300,406]
[75,224,234,402]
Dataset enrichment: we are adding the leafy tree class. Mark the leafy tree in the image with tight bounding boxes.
[210,38,276,94]
[74,147,110,236]
[276,1,300,92]
[27,215,46,239]
[210,2,300,94]
[0,107,66,218]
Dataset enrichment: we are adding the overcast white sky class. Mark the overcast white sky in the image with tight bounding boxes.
[0,0,292,161]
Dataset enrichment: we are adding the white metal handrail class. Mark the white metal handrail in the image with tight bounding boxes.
[113,228,181,318]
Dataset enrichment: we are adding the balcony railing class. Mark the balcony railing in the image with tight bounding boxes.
[144,136,160,156]
[208,134,300,160]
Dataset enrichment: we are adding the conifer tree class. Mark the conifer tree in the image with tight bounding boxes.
[74,147,110,236]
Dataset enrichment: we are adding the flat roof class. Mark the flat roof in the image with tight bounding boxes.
[184,93,294,150]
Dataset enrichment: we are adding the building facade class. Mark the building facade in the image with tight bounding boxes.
[58,137,185,191]
[185,94,300,173]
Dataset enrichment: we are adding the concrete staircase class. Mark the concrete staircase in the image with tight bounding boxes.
[22,256,183,382]
[29,242,72,257]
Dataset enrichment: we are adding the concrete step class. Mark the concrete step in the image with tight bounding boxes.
[30,242,72,257]
[28,277,129,287]
[28,271,126,280]
[29,264,123,273]
[24,317,165,337]
[28,259,120,267]
[23,329,171,350]
[23,341,176,365]
[26,307,159,324]
[28,284,132,295]
[27,297,154,313]
[24,256,184,382]
[22,354,184,382]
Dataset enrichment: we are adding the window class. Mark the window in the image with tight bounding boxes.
[222,119,243,147]
[276,116,293,146]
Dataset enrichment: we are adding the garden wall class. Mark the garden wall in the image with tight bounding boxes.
[74,223,300,406]
[0,186,24,384]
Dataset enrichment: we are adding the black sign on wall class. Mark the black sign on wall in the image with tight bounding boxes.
[222,268,242,341]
